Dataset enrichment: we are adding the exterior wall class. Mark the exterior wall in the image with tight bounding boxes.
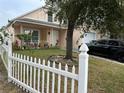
[40,28,48,47]
[59,30,66,49]
[61,28,101,50]
[58,29,82,50]
[14,25,21,35]
[58,28,97,50]
[73,29,81,49]
[59,29,83,49]
[21,8,47,22]
[46,28,60,47]
[6,25,15,42]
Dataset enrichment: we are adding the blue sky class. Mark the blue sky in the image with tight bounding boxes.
[0,0,45,28]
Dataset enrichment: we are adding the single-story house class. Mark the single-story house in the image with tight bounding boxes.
[5,6,104,49]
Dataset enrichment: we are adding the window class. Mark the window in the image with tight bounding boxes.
[23,30,32,42]
[97,40,107,45]
[23,29,39,44]
[48,11,53,22]
[32,31,39,43]
[108,40,119,46]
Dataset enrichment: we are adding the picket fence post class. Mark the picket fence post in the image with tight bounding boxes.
[78,43,89,93]
[8,38,12,82]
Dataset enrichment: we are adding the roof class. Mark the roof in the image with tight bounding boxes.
[6,6,67,29]
[12,7,43,22]
[13,18,67,29]
[6,7,42,27]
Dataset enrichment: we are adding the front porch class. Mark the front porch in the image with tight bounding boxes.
[12,18,66,49]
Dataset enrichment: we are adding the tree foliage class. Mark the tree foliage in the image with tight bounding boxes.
[44,0,124,59]
[16,34,32,42]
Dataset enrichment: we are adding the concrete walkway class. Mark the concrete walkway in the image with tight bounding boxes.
[0,57,26,93]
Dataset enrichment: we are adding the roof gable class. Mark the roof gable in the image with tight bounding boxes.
[12,7,47,21]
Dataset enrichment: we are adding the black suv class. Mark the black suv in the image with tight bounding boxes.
[88,39,124,62]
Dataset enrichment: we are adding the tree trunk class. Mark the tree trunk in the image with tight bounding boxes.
[65,21,75,59]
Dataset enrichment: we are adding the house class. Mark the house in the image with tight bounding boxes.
[6,6,101,50]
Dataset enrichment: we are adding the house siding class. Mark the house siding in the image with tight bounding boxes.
[21,8,47,21]
[73,29,81,49]
[40,29,47,47]
[59,30,66,49]
[20,8,59,24]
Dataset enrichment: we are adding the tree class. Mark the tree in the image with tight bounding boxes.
[44,0,124,59]
[17,34,32,43]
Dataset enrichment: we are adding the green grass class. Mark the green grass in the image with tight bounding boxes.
[1,51,8,70]
[88,57,124,93]
[14,48,67,58]
[14,48,78,58]
[13,48,124,93]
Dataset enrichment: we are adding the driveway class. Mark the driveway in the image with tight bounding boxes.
[0,57,26,93]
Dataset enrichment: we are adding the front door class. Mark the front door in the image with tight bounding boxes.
[52,30,59,46]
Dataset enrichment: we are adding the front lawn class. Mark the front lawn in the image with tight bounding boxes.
[14,48,124,93]
[89,57,124,93]
[14,48,78,59]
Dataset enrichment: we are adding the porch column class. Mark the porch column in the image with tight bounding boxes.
[48,28,53,47]
[20,25,23,34]
[51,28,54,46]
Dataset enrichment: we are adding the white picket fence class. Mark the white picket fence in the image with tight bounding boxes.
[0,38,89,93]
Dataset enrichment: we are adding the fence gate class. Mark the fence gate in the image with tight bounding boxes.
[1,38,89,93]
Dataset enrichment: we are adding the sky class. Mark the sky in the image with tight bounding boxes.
[0,0,45,28]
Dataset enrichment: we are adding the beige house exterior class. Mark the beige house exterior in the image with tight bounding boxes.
[6,7,101,50]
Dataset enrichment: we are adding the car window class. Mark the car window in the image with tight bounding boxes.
[108,40,119,46]
[90,40,97,44]
[97,40,107,45]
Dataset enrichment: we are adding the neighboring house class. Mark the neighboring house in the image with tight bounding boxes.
[6,6,101,49]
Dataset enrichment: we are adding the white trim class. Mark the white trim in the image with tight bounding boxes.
[52,28,54,46]
[20,25,23,34]
[14,20,67,29]
[31,29,40,44]
[38,31,40,44]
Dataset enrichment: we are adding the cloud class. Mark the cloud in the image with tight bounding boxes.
[0,0,45,27]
